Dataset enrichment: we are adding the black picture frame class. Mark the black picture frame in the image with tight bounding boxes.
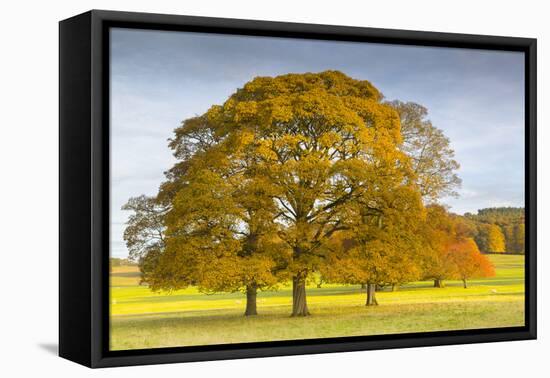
[59,9,537,368]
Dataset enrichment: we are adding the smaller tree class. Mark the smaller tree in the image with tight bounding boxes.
[448,238,495,288]
[121,195,169,284]
[122,195,168,262]
[389,100,461,202]
[420,205,458,288]
[503,224,515,253]
[504,222,526,254]
[475,224,506,253]
[151,162,289,316]
[321,186,424,306]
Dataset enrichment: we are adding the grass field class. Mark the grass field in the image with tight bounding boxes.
[109,254,525,351]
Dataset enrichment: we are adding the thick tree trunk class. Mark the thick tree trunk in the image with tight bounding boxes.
[291,275,310,316]
[434,279,444,288]
[366,283,378,306]
[462,279,468,289]
[244,284,258,316]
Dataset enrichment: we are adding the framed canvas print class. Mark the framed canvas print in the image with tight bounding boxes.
[59,10,536,368]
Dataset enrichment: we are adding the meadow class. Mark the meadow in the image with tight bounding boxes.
[110,254,524,351]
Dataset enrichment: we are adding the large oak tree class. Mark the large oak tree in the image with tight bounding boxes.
[211,71,419,315]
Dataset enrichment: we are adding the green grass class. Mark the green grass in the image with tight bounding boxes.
[109,254,525,350]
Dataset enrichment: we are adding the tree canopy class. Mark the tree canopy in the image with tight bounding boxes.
[389,100,461,202]
[212,71,416,315]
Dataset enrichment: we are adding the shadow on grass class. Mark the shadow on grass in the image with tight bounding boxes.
[122,286,363,304]
[111,271,141,278]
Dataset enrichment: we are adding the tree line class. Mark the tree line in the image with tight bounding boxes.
[122,71,497,317]
[109,257,136,271]
[464,207,525,254]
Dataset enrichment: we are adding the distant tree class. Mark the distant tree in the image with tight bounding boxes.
[389,100,461,202]
[110,258,123,268]
[448,238,495,288]
[109,257,134,272]
[475,224,506,253]
[503,222,526,254]
[502,224,515,253]
[470,207,524,225]
[513,223,526,254]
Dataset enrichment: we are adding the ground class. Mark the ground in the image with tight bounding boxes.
[109,254,524,351]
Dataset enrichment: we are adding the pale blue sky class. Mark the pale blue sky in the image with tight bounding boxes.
[110,28,525,258]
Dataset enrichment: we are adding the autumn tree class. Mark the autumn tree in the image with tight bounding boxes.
[211,71,422,315]
[321,175,425,306]
[389,100,461,202]
[419,205,458,288]
[159,165,286,316]
[122,107,289,316]
[324,218,424,305]
[486,224,506,252]
[152,115,292,315]
[475,224,506,253]
[420,206,496,288]
[447,238,495,288]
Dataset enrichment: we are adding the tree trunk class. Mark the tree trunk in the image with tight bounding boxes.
[244,284,258,316]
[392,284,399,292]
[366,283,378,306]
[291,275,310,316]
[434,279,444,288]
[462,279,467,289]
[361,283,366,291]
